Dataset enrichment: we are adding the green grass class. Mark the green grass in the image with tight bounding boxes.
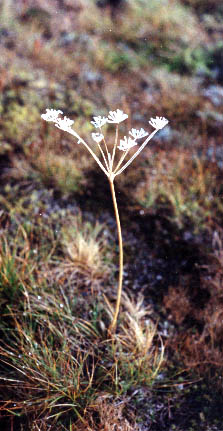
[0,214,163,429]
[134,149,223,231]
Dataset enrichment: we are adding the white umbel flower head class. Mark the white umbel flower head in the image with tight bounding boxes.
[91,116,107,128]
[41,109,63,122]
[149,116,169,130]
[92,132,104,143]
[129,128,148,140]
[107,109,128,124]
[55,116,74,132]
[118,136,137,152]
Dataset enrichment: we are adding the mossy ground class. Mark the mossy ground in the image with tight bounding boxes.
[1,0,223,429]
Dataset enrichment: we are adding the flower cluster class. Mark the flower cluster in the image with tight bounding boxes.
[118,136,137,152]
[90,109,129,128]
[149,116,169,130]
[55,116,74,132]
[41,109,168,140]
[129,128,148,140]
[107,109,128,124]
[41,108,169,177]
[92,132,104,143]
[41,109,74,133]
[41,109,63,123]
[91,116,107,128]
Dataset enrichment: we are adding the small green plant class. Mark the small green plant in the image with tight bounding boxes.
[41,108,168,333]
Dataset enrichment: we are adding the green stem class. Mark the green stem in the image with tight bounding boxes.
[108,177,123,333]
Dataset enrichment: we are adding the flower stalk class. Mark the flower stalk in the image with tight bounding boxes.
[108,176,123,333]
[41,108,168,333]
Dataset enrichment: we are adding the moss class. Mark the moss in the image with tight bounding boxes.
[31,153,85,195]
[96,44,136,72]
[134,151,222,232]
[164,45,215,75]
[0,80,47,146]
[2,102,40,145]
[66,90,95,117]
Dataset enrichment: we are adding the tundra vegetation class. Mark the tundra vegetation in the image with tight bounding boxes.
[0,0,223,430]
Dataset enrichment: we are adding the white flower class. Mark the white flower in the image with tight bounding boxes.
[129,128,148,140]
[107,109,128,124]
[41,109,63,122]
[55,116,74,132]
[149,116,169,130]
[92,132,104,143]
[91,116,107,128]
[118,136,137,151]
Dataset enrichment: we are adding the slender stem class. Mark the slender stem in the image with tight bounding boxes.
[98,143,109,171]
[111,125,118,170]
[108,152,112,171]
[113,148,130,174]
[100,126,110,161]
[114,129,157,177]
[108,177,123,333]
[67,129,109,177]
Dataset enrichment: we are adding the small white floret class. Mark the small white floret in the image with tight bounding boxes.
[129,128,148,140]
[149,116,169,130]
[55,116,74,132]
[118,136,137,151]
[92,132,104,143]
[41,109,63,122]
[107,109,128,124]
[91,116,107,128]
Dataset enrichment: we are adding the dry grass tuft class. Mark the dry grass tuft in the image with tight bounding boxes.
[52,215,113,287]
[74,397,139,431]
[120,291,156,356]
[104,290,164,386]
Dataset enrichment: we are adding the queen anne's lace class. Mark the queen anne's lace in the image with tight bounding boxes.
[41,106,169,333]
[149,116,169,130]
[118,136,137,152]
[107,109,128,124]
[92,132,104,143]
[91,116,107,128]
[41,109,63,122]
[129,128,148,140]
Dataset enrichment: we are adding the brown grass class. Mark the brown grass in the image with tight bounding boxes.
[56,214,113,283]
[73,398,139,431]
[164,230,223,379]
